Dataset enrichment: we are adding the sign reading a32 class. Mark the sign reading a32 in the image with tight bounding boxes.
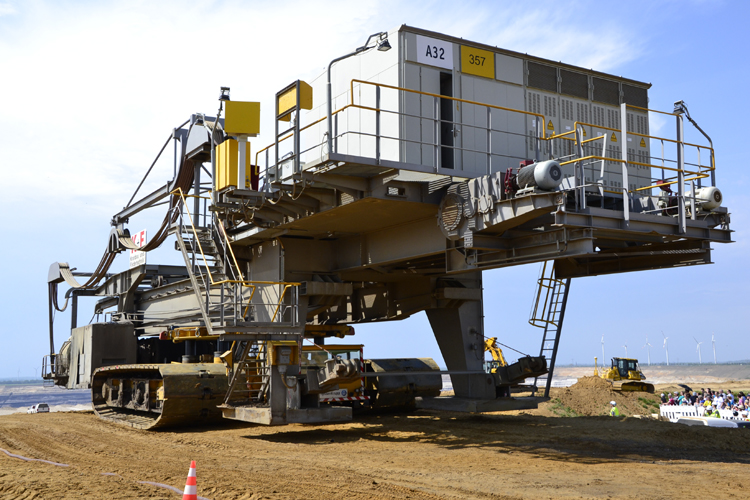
[461,46,494,79]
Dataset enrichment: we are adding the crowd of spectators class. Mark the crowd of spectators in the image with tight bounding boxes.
[661,388,749,418]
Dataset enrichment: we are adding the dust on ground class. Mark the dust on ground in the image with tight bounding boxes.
[2,377,750,499]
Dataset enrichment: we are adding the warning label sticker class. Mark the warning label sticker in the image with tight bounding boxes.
[640,138,646,147]
[610,132,617,142]
[547,120,554,131]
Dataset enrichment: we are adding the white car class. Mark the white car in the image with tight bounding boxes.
[27,403,50,414]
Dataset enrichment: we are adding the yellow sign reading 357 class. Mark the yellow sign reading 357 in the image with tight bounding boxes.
[460,46,494,79]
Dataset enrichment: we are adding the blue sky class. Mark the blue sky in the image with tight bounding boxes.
[0,0,748,378]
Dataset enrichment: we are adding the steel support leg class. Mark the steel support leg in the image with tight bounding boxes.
[425,273,495,399]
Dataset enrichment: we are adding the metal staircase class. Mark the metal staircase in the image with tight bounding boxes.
[168,189,304,408]
[529,261,571,398]
[222,340,270,406]
[172,214,241,334]
[169,189,302,338]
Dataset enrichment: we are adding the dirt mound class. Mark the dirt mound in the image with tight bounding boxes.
[547,376,661,416]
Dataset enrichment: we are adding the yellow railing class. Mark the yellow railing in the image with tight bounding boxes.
[250,80,715,199]
[349,78,547,136]
[549,116,716,195]
[255,79,551,174]
[172,187,300,323]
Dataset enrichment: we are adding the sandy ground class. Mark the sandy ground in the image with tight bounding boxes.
[1,377,749,499]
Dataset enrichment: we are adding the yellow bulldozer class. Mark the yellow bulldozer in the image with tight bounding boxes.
[596,357,654,392]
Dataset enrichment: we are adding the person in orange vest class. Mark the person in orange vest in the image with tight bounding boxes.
[609,401,620,416]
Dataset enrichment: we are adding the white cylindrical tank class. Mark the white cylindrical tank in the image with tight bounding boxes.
[688,186,723,210]
[516,160,562,191]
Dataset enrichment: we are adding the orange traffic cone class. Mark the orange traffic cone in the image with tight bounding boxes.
[182,460,197,500]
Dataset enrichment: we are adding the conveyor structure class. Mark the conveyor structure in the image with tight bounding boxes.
[42,26,731,428]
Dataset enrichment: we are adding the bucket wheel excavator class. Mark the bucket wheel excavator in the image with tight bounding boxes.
[41,26,730,428]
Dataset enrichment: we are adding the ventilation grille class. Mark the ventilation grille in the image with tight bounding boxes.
[622,84,648,108]
[637,114,649,135]
[576,102,590,124]
[528,92,541,114]
[593,77,620,105]
[441,198,461,231]
[593,105,605,127]
[606,109,621,129]
[605,144,622,165]
[543,95,557,118]
[528,62,557,92]
[560,69,588,99]
[561,99,574,121]
[387,186,406,197]
[339,192,354,205]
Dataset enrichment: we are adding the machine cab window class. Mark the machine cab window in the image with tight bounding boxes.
[615,358,639,378]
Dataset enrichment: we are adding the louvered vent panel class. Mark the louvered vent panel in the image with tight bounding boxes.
[528,62,558,92]
[593,77,620,105]
[560,69,588,99]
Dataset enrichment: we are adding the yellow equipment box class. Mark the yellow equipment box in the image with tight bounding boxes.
[224,101,260,136]
[268,341,299,366]
[215,139,257,191]
[277,81,312,122]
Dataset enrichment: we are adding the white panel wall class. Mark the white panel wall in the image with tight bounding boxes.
[297,26,653,187]
[302,29,399,163]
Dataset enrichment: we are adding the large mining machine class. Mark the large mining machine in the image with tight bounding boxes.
[42,26,731,429]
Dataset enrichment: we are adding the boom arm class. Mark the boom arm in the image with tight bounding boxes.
[484,337,507,367]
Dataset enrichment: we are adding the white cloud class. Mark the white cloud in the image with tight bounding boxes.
[481,5,644,72]
[0,2,15,17]
[0,0,389,214]
[648,111,668,136]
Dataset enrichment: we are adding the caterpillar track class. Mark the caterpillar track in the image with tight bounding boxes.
[91,364,228,430]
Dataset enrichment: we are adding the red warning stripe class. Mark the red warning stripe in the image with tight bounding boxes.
[321,396,370,401]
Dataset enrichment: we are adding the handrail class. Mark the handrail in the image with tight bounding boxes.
[250,79,717,203]
[215,216,245,282]
[559,155,625,166]
[631,174,709,192]
[626,103,716,174]
[172,188,301,327]
[627,130,714,153]
[581,134,607,145]
[171,188,299,285]
[253,78,550,184]
[546,130,576,141]
[625,104,677,116]
[254,104,355,168]
[349,78,548,138]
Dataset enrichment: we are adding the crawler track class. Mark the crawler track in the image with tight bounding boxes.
[91,363,228,429]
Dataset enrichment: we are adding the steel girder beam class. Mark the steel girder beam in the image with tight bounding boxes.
[554,239,712,278]
[553,207,732,243]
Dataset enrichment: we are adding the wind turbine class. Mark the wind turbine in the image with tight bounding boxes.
[643,336,652,366]
[622,344,628,357]
[662,331,669,366]
[712,333,717,364]
[693,337,703,364]
[601,335,606,364]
